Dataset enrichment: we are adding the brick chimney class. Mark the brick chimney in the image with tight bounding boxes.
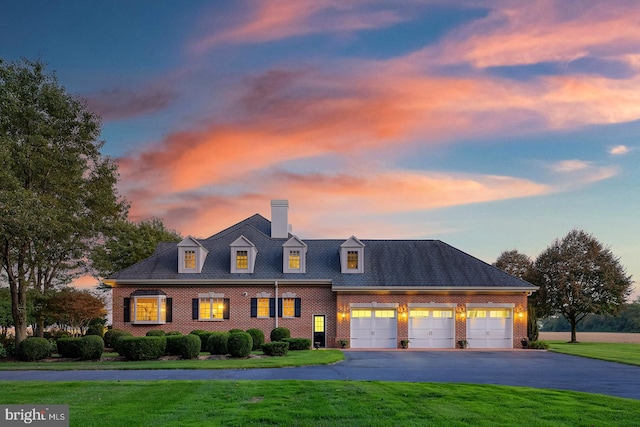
[270,199,290,238]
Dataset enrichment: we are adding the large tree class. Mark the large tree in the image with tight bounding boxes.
[0,59,126,346]
[531,229,633,342]
[91,217,182,281]
[493,250,539,340]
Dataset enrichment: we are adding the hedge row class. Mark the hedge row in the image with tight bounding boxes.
[262,341,289,356]
[116,336,167,361]
[282,338,311,350]
[57,336,104,360]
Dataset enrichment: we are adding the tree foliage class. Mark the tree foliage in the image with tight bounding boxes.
[493,250,533,280]
[492,250,539,340]
[0,58,126,346]
[530,229,633,342]
[44,288,106,336]
[91,217,181,280]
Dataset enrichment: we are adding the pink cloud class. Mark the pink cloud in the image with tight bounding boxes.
[124,169,548,239]
[191,0,406,53]
[425,0,640,68]
[610,145,630,155]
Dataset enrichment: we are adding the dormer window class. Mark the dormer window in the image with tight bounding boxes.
[347,251,358,269]
[289,250,300,269]
[178,236,208,274]
[184,250,196,270]
[283,235,307,273]
[230,235,257,273]
[236,250,248,270]
[340,236,365,273]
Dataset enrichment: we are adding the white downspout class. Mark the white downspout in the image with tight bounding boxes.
[275,280,278,328]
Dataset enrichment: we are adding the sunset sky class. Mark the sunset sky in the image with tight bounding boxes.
[2,1,638,298]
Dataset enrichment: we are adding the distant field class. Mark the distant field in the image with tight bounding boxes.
[540,332,640,343]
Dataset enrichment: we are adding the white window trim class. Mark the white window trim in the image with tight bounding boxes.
[230,235,257,273]
[132,295,167,325]
[283,236,307,273]
[340,236,365,274]
[198,296,226,321]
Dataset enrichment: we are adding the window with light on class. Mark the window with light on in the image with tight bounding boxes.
[257,298,269,317]
[200,298,225,320]
[288,250,300,270]
[347,251,358,269]
[135,296,166,323]
[236,251,248,269]
[184,250,196,269]
[282,298,295,317]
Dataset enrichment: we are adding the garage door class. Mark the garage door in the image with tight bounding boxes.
[350,309,397,348]
[466,308,512,348]
[408,308,455,348]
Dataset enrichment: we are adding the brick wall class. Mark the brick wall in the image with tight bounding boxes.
[113,287,527,349]
[336,292,528,349]
[112,284,337,346]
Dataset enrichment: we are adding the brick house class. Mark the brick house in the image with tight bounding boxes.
[107,200,537,349]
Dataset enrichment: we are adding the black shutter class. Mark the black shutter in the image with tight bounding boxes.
[250,298,257,317]
[277,298,283,318]
[294,298,301,317]
[166,298,173,322]
[192,299,199,320]
[123,298,131,322]
[223,298,230,319]
[269,298,275,317]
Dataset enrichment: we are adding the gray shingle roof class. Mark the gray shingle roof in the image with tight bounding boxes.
[108,214,536,290]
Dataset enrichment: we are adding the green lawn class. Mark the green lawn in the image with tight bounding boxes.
[0,350,344,370]
[546,341,640,366]
[2,380,638,426]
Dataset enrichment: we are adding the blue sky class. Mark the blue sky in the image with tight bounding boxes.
[2,1,638,298]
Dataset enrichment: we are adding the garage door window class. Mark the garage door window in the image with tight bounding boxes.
[468,310,486,318]
[375,310,395,318]
[410,309,429,318]
[490,309,511,318]
[352,309,372,318]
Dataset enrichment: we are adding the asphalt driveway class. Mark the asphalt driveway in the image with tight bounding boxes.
[1,350,639,400]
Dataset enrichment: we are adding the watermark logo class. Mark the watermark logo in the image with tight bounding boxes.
[1,405,68,426]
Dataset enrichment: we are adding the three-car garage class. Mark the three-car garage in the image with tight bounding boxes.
[348,303,514,349]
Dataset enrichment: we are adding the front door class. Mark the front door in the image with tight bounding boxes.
[313,315,326,348]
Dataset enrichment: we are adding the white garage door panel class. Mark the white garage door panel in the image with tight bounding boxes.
[408,309,455,348]
[467,309,512,349]
[350,309,397,349]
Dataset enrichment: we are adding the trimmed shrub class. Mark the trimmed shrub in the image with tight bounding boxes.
[166,335,183,356]
[166,331,182,336]
[228,328,244,334]
[18,337,51,361]
[207,332,229,355]
[180,334,201,359]
[104,329,132,348]
[146,330,166,337]
[189,329,206,336]
[57,338,81,358]
[227,332,252,358]
[86,325,104,338]
[117,336,167,361]
[283,337,311,350]
[78,335,104,360]
[192,331,214,347]
[246,328,265,351]
[270,327,290,342]
[262,341,289,356]
[0,342,7,359]
[527,340,549,350]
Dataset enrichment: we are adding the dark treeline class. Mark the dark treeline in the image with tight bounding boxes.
[541,298,640,333]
